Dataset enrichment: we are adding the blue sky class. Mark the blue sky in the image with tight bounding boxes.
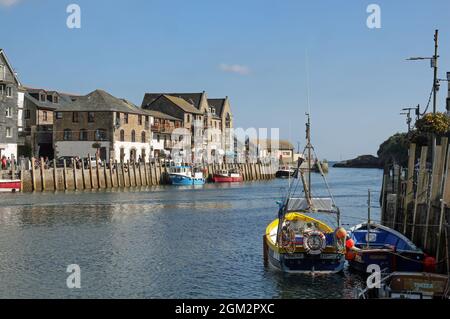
[1,0,450,160]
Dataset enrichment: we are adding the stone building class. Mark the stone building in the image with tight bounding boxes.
[0,49,24,161]
[21,87,75,159]
[53,89,152,163]
[141,92,233,162]
[146,110,183,159]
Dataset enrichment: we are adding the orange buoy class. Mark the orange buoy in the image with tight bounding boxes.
[345,251,356,261]
[423,256,436,273]
[346,238,355,250]
[335,227,347,240]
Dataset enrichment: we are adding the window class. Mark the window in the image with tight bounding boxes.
[25,109,31,119]
[63,129,72,141]
[120,130,125,142]
[43,111,48,121]
[124,113,129,124]
[95,129,107,141]
[72,112,79,123]
[141,131,146,143]
[40,94,46,102]
[157,134,160,143]
[131,130,136,142]
[0,65,4,80]
[138,115,142,125]
[88,112,95,123]
[6,106,12,118]
[56,112,63,119]
[54,95,59,104]
[80,129,88,141]
[6,127,12,138]
[0,84,4,95]
[6,86,12,97]
[186,114,190,122]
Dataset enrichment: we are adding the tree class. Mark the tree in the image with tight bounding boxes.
[377,133,409,166]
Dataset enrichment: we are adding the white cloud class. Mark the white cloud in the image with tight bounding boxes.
[219,63,250,76]
[0,0,21,7]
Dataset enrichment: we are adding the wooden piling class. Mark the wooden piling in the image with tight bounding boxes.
[31,157,36,191]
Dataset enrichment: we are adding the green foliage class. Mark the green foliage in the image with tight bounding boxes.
[377,133,410,166]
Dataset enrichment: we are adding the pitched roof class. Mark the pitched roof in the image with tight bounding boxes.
[0,49,21,86]
[24,87,78,110]
[143,110,180,121]
[142,92,205,109]
[162,95,203,114]
[55,89,148,115]
[207,98,226,116]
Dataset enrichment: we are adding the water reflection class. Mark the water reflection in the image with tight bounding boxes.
[0,168,382,298]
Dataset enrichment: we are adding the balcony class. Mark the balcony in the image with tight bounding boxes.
[152,124,176,133]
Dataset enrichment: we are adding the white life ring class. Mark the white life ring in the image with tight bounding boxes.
[303,230,327,255]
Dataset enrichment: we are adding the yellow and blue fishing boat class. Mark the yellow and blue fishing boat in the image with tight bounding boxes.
[263,114,346,274]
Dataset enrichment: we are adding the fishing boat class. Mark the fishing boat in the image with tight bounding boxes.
[263,114,346,274]
[346,191,425,273]
[0,179,21,192]
[212,169,243,183]
[275,166,295,179]
[168,166,205,185]
[355,272,449,299]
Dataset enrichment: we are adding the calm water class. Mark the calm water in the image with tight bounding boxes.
[0,167,382,299]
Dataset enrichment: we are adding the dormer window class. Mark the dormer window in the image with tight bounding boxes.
[6,86,12,97]
[54,95,59,104]
[0,65,5,80]
[40,93,46,102]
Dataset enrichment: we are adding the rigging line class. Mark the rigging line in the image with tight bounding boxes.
[420,85,434,116]
[312,147,337,208]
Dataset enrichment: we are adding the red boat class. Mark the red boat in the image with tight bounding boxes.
[0,179,21,193]
[212,169,243,183]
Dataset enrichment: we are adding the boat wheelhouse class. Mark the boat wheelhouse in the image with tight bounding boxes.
[212,169,243,183]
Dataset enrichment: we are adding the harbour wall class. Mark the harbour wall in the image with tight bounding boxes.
[381,138,450,274]
[17,158,276,192]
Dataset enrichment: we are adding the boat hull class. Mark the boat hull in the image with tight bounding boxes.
[212,175,243,183]
[169,174,205,185]
[348,250,424,273]
[275,171,294,179]
[0,180,21,192]
[266,244,345,274]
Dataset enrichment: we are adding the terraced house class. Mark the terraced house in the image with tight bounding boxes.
[0,49,24,161]
[53,89,152,163]
[141,91,233,161]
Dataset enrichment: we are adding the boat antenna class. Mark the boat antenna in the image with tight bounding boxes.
[306,113,312,200]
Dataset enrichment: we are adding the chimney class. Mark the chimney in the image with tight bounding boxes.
[447,72,450,112]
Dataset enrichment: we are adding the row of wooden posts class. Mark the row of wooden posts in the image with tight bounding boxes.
[20,156,276,192]
[381,137,450,273]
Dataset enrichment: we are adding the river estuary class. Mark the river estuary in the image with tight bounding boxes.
[0,167,382,298]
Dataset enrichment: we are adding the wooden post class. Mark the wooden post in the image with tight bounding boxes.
[115,160,120,188]
[103,160,108,188]
[411,146,428,241]
[72,158,78,190]
[30,157,36,191]
[40,157,46,191]
[53,159,57,191]
[127,160,131,187]
[403,144,416,234]
[81,159,86,189]
[109,161,114,188]
[88,155,93,189]
[63,159,68,190]
[436,147,450,262]
[95,156,100,189]
[121,161,125,187]
[143,161,148,186]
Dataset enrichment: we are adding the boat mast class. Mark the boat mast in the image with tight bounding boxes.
[306,113,312,200]
[367,189,371,249]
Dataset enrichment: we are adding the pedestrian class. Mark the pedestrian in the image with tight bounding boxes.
[1,156,6,170]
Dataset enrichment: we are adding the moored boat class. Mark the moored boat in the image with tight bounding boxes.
[0,179,21,192]
[355,272,449,299]
[168,166,205,185]
[346,222,425,273]
[212,169,243,183]
[263,114,346,274]
[275,166,295,179]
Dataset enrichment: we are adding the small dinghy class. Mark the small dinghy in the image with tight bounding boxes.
[347,222,424,273]
[275,166,295,179]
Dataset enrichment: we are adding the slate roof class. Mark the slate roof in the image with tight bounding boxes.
[142,92,205,109]
[207,98,226,117]
[0,48,21,86]
[55,89,148,115]
[24,87,77,110]
[143,109,180,121]
[162,95,203,114]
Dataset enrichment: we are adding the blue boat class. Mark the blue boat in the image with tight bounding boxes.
[347,222,424,273]
[168,166,205,186]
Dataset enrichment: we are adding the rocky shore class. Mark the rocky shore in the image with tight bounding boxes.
[333,155,382,169]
